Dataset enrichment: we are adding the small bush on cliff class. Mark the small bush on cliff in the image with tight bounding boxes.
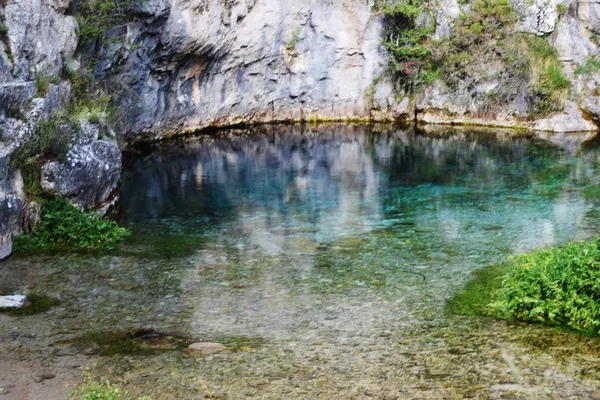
[432,0,569,118]
[376,0,437,94]
[72,0,135,46]
[524,35,570,118]
[14,198,129,251]
[574,57,600,77]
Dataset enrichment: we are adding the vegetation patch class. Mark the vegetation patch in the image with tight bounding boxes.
[447,264,508,316]
[376,0,437,94]
[377,0,570,118]
[493,238,600,336]
[13,198,130,252]
[574,57,600,77]
[72,0,135,46]
[117,234,204,259]
[0,294,59,316]
[451,238,600,337]
[215,336,264,352]
[70,329,189,356]
[70,378,151,400]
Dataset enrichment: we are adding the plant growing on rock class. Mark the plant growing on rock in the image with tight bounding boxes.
[72,0,135,46]
[376,0,437,94]
[13,198,130,251]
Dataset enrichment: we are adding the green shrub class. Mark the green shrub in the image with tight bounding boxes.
[376,0,436,94]
[73,0,134,46]
[13,198,130,251]
[493,238,600,336]
[524,35,570,118]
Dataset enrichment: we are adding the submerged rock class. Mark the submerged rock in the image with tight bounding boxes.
[0,295,27,308]
[185,342,227,355]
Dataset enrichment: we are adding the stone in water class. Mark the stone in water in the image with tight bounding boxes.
[0,295,26,308]
[185,342,227,355]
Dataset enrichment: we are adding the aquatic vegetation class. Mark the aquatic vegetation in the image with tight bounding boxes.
[0,294,59,316]
[13,198,130,252]
[216,336,264,352]
[117,234,204,259]
[494,238,600,336]
[70,378,151,400]
[447,264,507,316]
[70,329,189,356]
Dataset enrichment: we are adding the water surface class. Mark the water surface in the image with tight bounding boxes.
[4,125,600,399]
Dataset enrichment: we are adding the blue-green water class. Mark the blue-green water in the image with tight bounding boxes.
[4,125,600,399]
[116,125,600,341]
[120,126,600,270]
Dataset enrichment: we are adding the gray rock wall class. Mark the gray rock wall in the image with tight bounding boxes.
[105,0,393,139]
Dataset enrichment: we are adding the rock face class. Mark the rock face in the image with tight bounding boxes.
[0,0,77,116]
[517,0,558,35]
[41,122,122,212]
[0,140,26,260]
[3,0,78,79]
[104,0,393,139]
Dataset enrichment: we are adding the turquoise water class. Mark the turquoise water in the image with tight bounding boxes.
[121,126,600,270]
[4,125,600,399]
[115,125,600,339]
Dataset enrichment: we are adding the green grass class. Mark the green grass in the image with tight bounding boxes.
[0,294,59,316]
[13,198,130,252]
[574,57,600,76]
[35,71,60,97]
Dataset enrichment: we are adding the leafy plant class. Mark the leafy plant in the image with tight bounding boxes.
[493,238,600,336]
[13,198,130,251]
[377,0,436,94]
[70,379,151,400]
[73,0,135,46]
[285,28,302,51]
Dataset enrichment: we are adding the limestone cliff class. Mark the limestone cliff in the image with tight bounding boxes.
[100,0,390,139]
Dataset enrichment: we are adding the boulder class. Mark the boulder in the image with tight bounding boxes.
[41,123,121,212]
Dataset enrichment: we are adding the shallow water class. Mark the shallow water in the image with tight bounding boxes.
[3,125,600,399]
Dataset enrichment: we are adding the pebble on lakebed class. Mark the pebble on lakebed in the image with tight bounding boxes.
[185,342,228,355]
[0,295,26,308]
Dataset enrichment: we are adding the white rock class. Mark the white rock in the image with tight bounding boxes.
[0,295,27,309]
